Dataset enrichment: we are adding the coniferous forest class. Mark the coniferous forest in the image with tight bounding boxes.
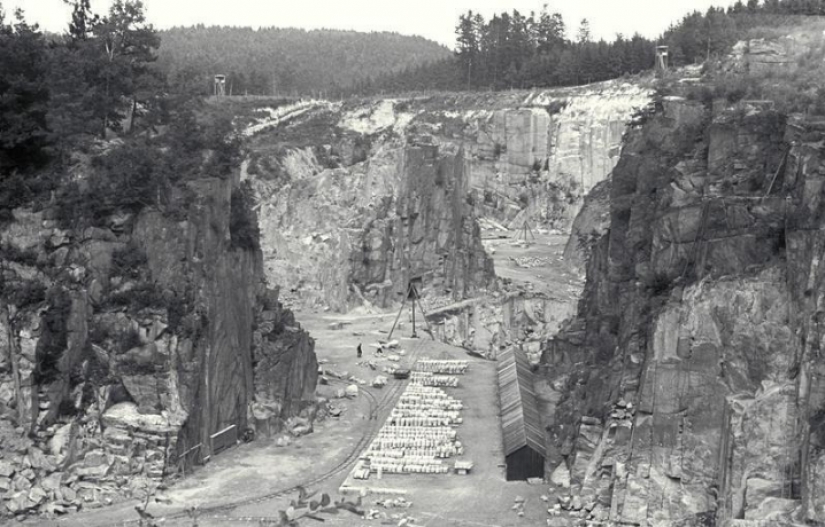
[0,0,246,226]
[351,0,825,95]
[154,27,451,98]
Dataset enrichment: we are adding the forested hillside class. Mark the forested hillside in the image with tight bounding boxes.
[351,0,825,95]
[155,26,451,97]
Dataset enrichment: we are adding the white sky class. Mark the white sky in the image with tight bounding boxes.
[5,0,740,47]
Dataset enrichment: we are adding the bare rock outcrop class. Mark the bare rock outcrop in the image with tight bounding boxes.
[250,82,652,312]
[0,176,317,519]
[542,89,825,525]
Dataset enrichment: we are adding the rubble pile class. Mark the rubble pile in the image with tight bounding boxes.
[511,256,553,268]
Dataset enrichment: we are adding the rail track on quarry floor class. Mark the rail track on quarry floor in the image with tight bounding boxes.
[148,339,427,524]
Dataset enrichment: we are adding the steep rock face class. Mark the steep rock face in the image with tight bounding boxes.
[129,178,317,460]
[0,177,316,519]
[563,179,612,274]
[459,86,651,229]
[251,81,651,312]
[426,290,577,362]
[255,134,495,311]
[543,92,825,526]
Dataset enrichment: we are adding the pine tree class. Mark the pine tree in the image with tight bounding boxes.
[535,5,565,54]
[455,11,480,89]
[0,7,50,168]
[63,0,98,41]
[49,0,160,140]
[577,19,591,44]
[91,0,160,137]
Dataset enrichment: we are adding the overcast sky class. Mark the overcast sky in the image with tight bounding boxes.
[5,0,740,48]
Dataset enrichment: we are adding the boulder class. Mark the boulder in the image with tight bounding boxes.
[49,422,74,463]
[127,476,153,496]
[40,501,67,518]
[59,486,77,504]
[345,385,359,398]
[0,460,15,478]
[13,474,32,492]
[5,491,35,515]
[121,374,162,413]
[41,472,64,493]
[83,449,109,468]
[28,485,48,505]
[550,462,571,488]
[290,425,312,437]
[745,478,795,520]
[570,496,582,511]
[27,446,51,471]
[289,416,313,437]
[0,382,14,406]
[745,477,782,519]
[748,497,799,520]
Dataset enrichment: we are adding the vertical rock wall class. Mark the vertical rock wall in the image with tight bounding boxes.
[462,86,650,230]
[542,93,825,526]
[348,141,495,305]
[255,134,495,311]
[252,83,651,312]
[0,176,317,519]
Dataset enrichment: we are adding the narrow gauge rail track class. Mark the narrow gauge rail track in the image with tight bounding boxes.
[129,340,426,525]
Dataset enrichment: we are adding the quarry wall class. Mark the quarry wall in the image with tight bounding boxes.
[0,176,317,518]
[250,82,651,312]
[543,94,825,525]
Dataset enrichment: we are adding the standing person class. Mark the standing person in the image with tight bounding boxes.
[357,343,362,359]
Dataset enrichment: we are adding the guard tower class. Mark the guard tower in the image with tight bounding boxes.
[655,46,669,77]
[214,74,227,97]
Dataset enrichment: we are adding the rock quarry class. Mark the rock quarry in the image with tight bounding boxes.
[246,82,651,314]
[2,19,823,527]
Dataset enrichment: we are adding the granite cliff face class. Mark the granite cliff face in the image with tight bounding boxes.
[0,176,317,519]
[255,135,494,311]
[543,90,825,525]
[248,82,651,312]
[457,86,651,230]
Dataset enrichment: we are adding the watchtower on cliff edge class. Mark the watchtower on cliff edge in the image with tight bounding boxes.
[655,46,669,77]
[214,74,227,97]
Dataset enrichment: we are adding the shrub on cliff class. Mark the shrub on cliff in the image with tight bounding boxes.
[0,244,40,267]
[0,279,47,310]
[34,288,72,385]
[647,271,674,296]
[229,182,261,251]
[54,103,242,228]
[111,243,149,280]
[106,282,166,311]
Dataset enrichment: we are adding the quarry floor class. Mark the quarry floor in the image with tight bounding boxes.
[45,229,577,527]
[484,229,583,297]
